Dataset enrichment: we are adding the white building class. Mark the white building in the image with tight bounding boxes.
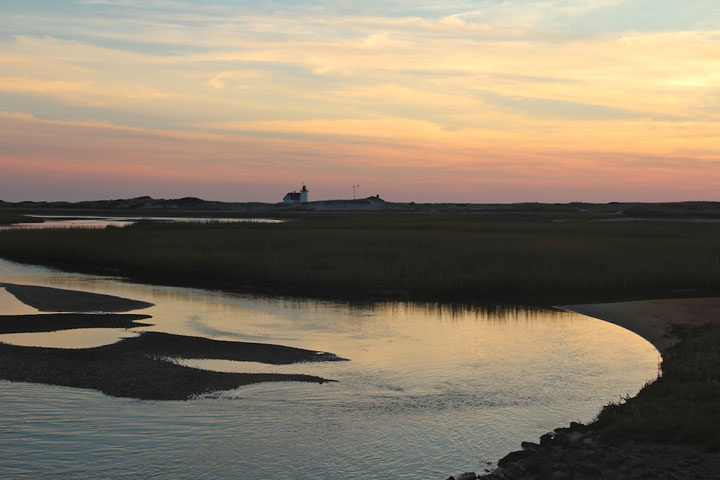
[283,184,309,204]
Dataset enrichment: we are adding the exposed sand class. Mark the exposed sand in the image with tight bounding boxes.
[0,332,343,400]
[0,283,344,399]
[0,282,154,312]
[0,313,152,334]
[561,297,720,357]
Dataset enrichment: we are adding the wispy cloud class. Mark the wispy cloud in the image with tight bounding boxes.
[1,0,719,201]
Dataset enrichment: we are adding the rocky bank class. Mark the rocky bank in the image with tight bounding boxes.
[447,421,720,479]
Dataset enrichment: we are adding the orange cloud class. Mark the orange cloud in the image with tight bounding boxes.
[1,3,719,202]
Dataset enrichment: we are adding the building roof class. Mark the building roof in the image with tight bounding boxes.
[284,192,301,200]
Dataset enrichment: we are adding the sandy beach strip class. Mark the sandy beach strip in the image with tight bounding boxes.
[561,297,720,357]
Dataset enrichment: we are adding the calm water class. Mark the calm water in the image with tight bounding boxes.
[0,258,659,479]
[0,215,284,230]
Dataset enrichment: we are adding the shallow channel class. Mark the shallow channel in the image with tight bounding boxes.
[0,257,658,479]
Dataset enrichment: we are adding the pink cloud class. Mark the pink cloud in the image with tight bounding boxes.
[0,114,718,203]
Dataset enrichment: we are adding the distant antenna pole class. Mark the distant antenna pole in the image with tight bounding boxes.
[352,184,360,200]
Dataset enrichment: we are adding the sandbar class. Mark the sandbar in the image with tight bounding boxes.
[0,282,154,312]
[0,283,344,399]
[0,313,152,334]
[0,331,343,400]
[561,297,720,357]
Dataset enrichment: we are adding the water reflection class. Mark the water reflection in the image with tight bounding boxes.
[0,257,659,479]
[0,329,139,348]
[0,287,39,315]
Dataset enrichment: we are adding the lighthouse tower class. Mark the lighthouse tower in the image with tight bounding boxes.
[300,184,309,203]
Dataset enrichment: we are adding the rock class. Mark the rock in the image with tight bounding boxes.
[455,473,476,480]
[565,431,584,447]
[497,449,533,468]
[626,460,648,471]
[479,473,502,480]
[630,469,652,479]
[583,449,607,465]
[562,449,583,464]
[470,424,719,480]
[502,464,526,478]
[539,432,554,446]
[581,436,598,448]
[575,462,602,476]
[548,445,566,458]
[521,454,545,474]
[553,432,568,445]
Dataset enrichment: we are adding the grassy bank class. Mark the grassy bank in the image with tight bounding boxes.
[0,214,718,302]
[593,322,720,450]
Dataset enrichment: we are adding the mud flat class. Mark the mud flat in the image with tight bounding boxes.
[0,332,341,400]
[0,283,344,400]
[1,282,154,312]
[0,313,152,334]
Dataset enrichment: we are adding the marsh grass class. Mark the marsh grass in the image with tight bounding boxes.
[593,323,720,449]
[0,214,718,302]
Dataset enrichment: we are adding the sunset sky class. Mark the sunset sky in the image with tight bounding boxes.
[1,0,719,203]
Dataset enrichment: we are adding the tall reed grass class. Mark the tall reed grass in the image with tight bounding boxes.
[0,214,718,302]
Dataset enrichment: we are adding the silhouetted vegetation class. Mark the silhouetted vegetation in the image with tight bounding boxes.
[593,323,720,449]
[4,196,719,218]
[0,214,718,303]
